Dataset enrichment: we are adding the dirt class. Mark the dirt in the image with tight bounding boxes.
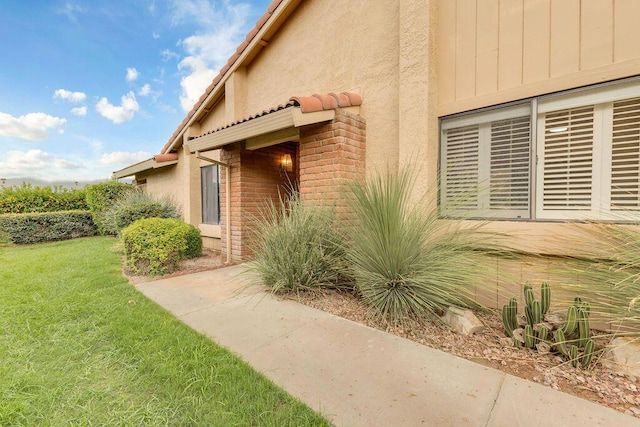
[126,251,640,419]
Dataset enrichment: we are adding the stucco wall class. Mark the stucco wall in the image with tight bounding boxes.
[242,0,400,172]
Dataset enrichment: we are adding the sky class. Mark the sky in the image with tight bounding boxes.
[0,0,271,183]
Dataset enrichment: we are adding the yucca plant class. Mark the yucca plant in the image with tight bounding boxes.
[561,222,640,335]
[345,167,500,322]
[103,189,181,235]
[246,191,350,294]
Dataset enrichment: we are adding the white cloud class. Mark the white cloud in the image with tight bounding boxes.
[170,0,252,112]
[95,92,139,124]
[0,150,52,175]
[161,49,179,61]
[152,32,160,39]
[57,1,85,23]
[71,106,87,116]
[55,159,85,169]
[126,67,139,82]
[53,89,86,103]
[99,151,151,165]
[138,84,151,96]
[0,112,66,140]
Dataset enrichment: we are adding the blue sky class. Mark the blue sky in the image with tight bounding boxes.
[0,0,270,182]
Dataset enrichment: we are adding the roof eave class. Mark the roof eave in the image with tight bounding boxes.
[162,0,303,155]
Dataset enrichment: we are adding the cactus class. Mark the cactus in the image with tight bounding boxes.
[581,339,595,368]
[502,298,518,337]
[532,300,541,324]
[563,305,578,335]
[537,325,549,342]
[577,309,590,347]
[569,345,579,368]
[524,285,535,308]
[540,282,551,315]
[554,329,569,356]
[524,324,536,348]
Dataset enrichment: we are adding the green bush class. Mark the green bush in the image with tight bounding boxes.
[0,211,98,244]
[346,168,500,322]
[246,191,350,293]
[85,181,133,235]
[0,183,88,214]
[122,218,202,276]
[103,190,181,235]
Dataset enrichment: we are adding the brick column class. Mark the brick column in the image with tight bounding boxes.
[299,109,366,215]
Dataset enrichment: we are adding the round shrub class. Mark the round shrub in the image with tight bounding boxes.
[121,218,202,276]
[104,190,180,235]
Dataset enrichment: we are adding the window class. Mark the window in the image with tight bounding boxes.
[440,78,640,221]
[201,164,220,224]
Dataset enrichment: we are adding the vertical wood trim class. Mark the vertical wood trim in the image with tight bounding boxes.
[523,0,551,84]
[498,0,524,90]
[438,0,457,104]
[476,0,499,95]
[549,0,580,77]
[614,0,640,62]
[455,0,477,99]
[581,0,614,70]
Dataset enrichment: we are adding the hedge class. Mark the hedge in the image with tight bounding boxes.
[85,181,132,235]
[122,218,202,276]
[0,184,88,214]
[0,210,98,244]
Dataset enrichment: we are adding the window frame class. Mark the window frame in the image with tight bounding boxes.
[439,77,640,222]
[201,164,220,225]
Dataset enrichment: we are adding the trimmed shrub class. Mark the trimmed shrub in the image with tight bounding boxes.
[0,184,88,214]
[103,190,181,235]
[121,218,202,276]
[85,181,133,235]
[246,191,350,294]
[0,210,98,244]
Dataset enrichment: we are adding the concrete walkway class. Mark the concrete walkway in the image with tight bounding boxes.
[136,265,639,427]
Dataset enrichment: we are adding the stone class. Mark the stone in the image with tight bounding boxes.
[441,306,485,336]
[601,337,640,378]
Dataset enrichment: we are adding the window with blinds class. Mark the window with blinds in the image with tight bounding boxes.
[611,97,640,211]
[440,104,531,218]
[441,79,640,221]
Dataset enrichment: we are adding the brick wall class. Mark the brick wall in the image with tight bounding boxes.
[220,141,296,260]
[220,110,365,261]
[299,109,366,215]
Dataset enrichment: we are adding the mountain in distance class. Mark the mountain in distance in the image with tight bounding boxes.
[0,177,110,189]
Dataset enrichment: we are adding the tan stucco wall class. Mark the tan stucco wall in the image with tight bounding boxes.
[241,0,400,172]
[438,0,640,117]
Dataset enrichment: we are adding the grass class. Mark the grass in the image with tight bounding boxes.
[0,237,330,426]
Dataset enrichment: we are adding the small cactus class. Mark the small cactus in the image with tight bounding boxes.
[532,300,542,324]
[540,282,551,315]
[581,339,596,368]
[569,345,579,368]
[525,324,536,348]
[577,309,590,347]
[554,329,569,356]
[563,305,578,335]
[502,298,518,337]
[537,325,549,342]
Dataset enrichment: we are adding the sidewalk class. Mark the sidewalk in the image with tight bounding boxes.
[136,265,639,427]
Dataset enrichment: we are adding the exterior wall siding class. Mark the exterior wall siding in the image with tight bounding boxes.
[438,0,640,116]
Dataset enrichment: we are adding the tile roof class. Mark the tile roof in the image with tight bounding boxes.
[162,0,286,153]
[190,92,362,141]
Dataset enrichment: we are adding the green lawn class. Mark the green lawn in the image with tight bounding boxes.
[0,237,329,426]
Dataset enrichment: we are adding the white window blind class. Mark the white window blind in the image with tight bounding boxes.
[611,97,640,211]
[441,104,531,218]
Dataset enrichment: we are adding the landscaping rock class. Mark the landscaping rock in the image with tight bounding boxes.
[602,337,640,378]
[441,306,485,336]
